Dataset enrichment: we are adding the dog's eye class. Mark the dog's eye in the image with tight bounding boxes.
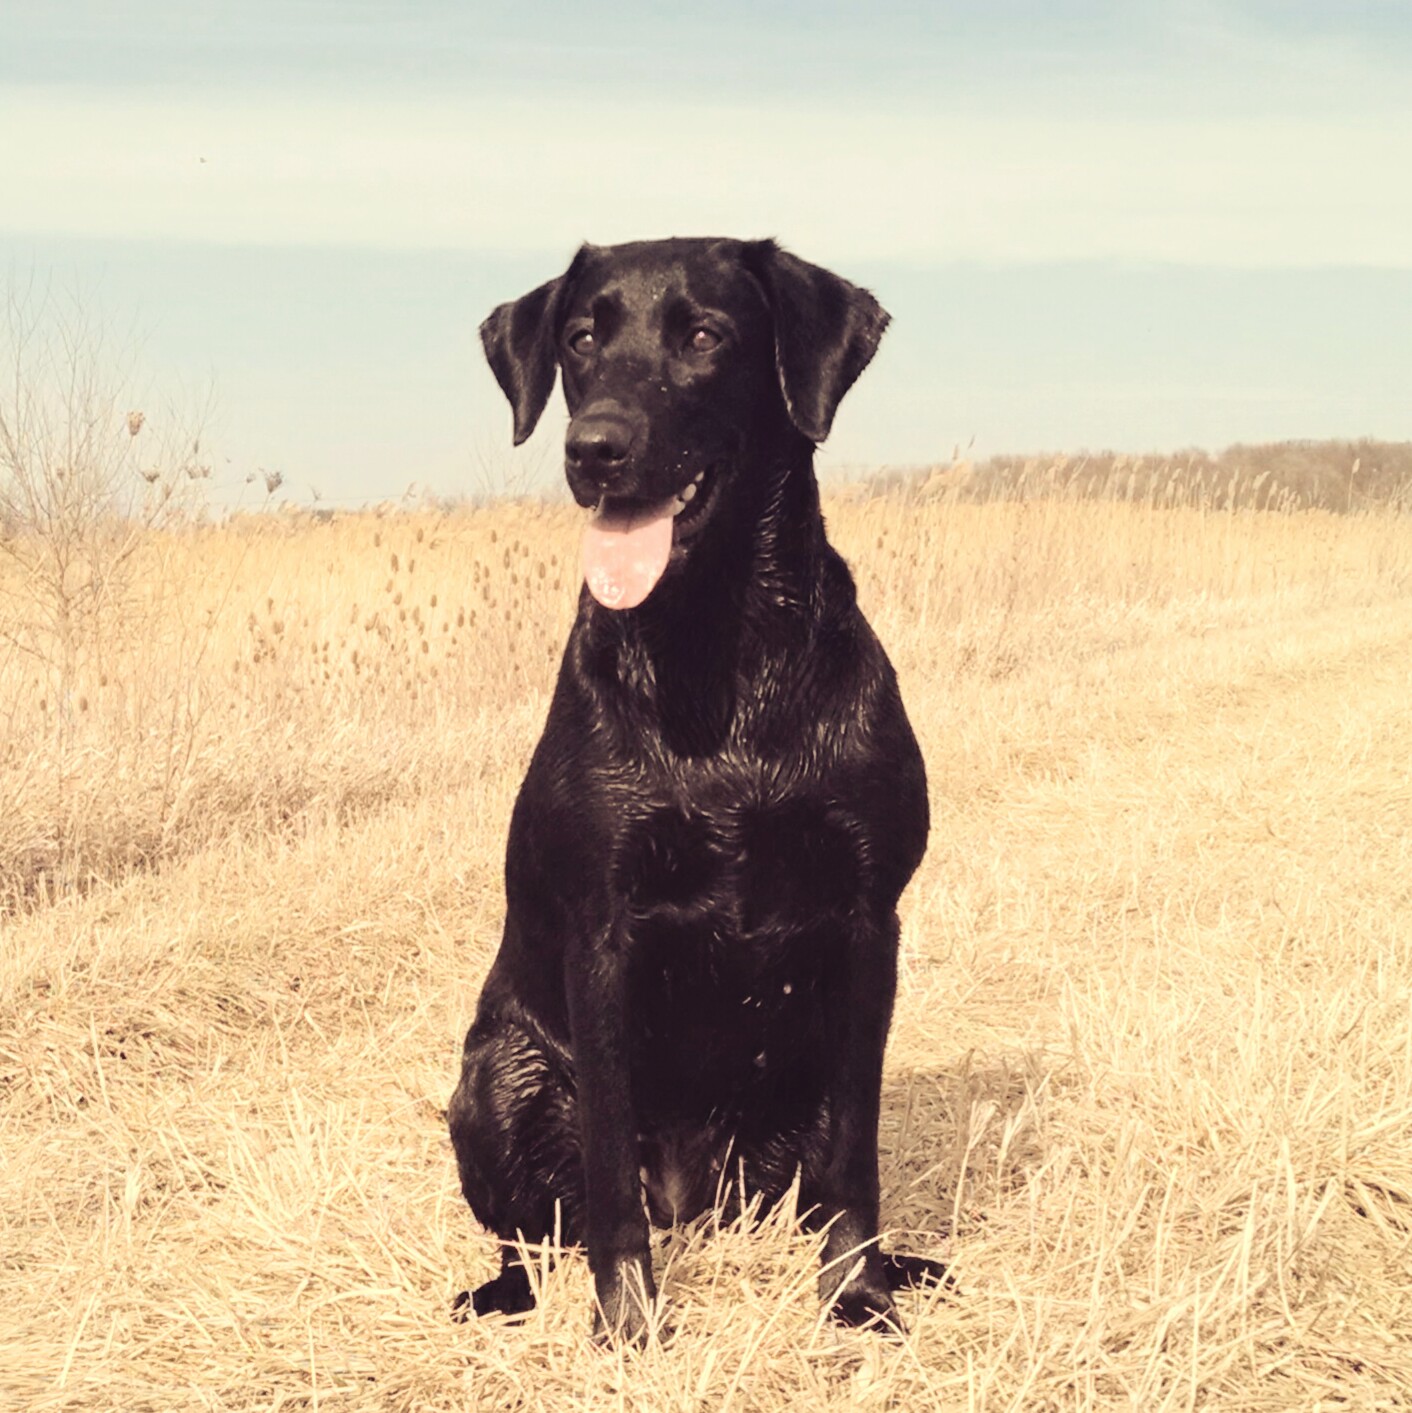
[688,327,721,353]
[568,330,596,357]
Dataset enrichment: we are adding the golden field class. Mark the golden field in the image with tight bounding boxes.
[3,476,1411,1410]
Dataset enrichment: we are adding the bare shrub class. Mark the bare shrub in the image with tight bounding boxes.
[0,283,211,903]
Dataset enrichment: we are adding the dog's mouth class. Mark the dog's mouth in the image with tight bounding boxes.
[581,465,719,610]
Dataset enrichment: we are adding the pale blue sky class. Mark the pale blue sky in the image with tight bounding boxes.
[3,2,1410,504]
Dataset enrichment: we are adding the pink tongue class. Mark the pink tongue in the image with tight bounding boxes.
[581,498,676,609]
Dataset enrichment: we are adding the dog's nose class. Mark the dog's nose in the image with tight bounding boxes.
[566,412,634,487]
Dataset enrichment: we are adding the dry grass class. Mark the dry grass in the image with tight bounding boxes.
[3,476,1411,1409]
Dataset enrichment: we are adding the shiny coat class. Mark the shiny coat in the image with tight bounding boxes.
[448,238,939,1342]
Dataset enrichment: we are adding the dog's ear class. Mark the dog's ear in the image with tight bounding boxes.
[742,240,890,444]
[480,248,586,446]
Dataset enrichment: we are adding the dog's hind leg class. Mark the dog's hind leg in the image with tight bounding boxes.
[447,1016,584,1319]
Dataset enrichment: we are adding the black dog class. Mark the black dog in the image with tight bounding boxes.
[449,238,940,1343]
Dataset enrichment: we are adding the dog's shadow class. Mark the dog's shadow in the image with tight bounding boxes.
[877,1049,1062,1251]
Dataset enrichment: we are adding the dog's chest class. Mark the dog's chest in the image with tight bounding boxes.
[621,789,848,1119]
[612,780,862,1067]
[617,785,867,938]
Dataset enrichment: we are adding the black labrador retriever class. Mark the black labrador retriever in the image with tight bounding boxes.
[449,237,941,1343]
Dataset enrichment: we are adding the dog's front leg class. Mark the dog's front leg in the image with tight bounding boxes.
[565,921,655,1345]
[813,915,902,1331]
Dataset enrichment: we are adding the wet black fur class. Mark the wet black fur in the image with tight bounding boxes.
[449,238,945,1342]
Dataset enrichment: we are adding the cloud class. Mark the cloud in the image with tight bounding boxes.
[6,86,1410,268]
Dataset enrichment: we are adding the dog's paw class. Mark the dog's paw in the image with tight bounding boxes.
[591,1258,657,1348]
[591,1296,652,1348]
[881,1250,954,1294]
[828,1274,906,1336]
[452,1264,536,1323]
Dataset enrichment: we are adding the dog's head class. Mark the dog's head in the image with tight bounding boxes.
[480,238,888,609]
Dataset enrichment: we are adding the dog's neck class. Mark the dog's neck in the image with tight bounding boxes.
[581,454,836,757]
